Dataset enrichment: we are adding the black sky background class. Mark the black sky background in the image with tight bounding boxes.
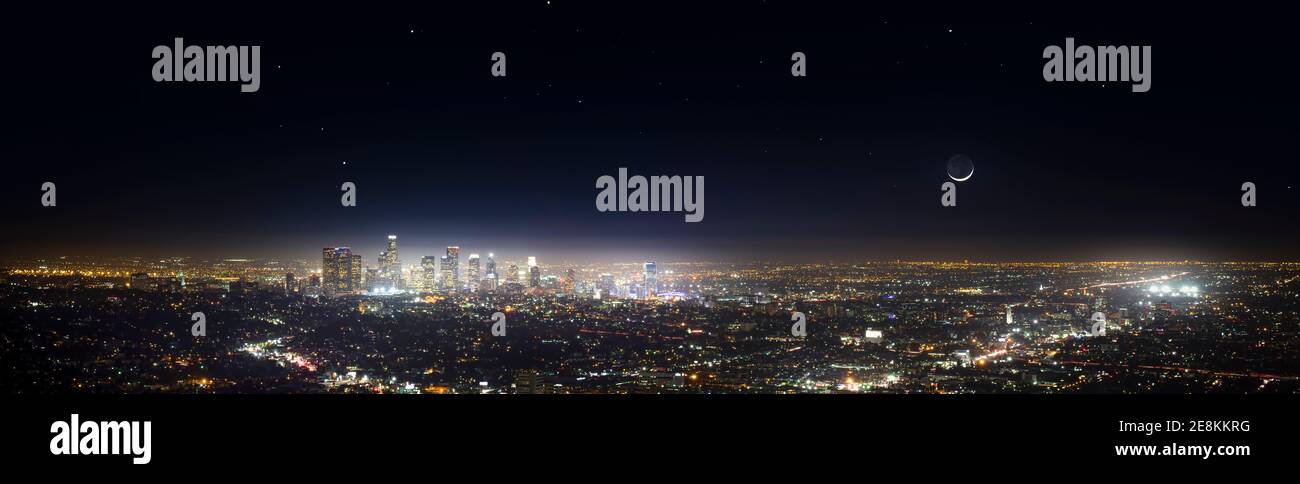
[1,2,1296,263]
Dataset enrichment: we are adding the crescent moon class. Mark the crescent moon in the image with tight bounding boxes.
[948,165,973,182]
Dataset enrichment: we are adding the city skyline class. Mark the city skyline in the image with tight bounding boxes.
[6,255,1297,394]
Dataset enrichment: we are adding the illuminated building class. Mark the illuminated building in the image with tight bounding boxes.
[380,235,398,272]
[507,263,520,284]
[467,254,480,292]
[322,247,363,296]
[378,235,401,288]
[515,370,545,394]
[483,253,498,291]
[485,253,497,280]
[442,246,460,291]
[528,256,540,288]
[643,261,657,299]
[420,256,438,292]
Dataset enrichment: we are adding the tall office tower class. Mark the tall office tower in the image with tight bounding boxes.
[321,248,338,295]
[322,247,362,296]
[382,235,399,270]
[376,235,401,289]
[600,273,615,297]
[284,272,295,295]
[507,263,520,284]
[564,268,576,293]
[420,256,438,292]
[409,267,423,292]
[527,256,540,288]
[467,254,481,292]
[444,247,460,290]
[364,268,380,292]
[643,261,657,299]
[349,254,363,293]
[485,253,497,280]
[440,256,453,291]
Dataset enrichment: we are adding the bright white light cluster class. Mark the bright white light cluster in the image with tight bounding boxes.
[1146,284,1199,297]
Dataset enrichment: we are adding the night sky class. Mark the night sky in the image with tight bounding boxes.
[2,3,1296,263]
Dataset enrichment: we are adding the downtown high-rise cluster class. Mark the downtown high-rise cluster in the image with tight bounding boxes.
[314,235,660,299]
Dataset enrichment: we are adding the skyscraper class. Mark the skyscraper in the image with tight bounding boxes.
[443,246,460,291]
[643,261,657,299]
[528,256,540,288]
[507,262,520,284]
[321,249,338,294]
[349,253,363,293]
[420,256,438,292]
[484,253,498,291]
[467,254,481,292]
[409,266,424,292]
[284,272,295,295]
[378,235,401,288]
[380,235,398,271]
